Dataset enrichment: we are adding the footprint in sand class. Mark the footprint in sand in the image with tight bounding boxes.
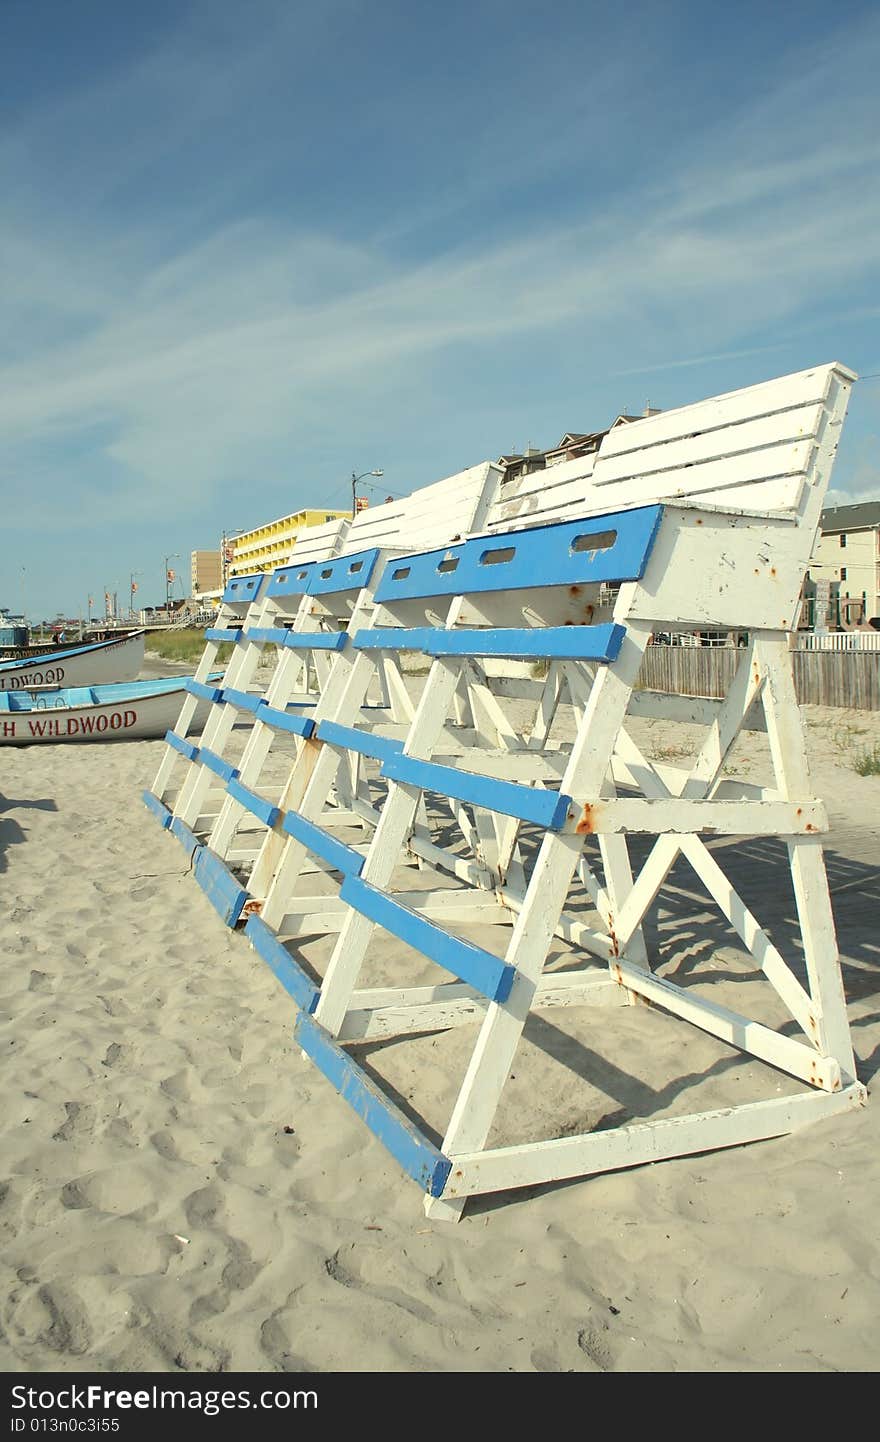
[184,1183,223,1228]
[577,1322,616,1372]
[60,1168,158,1219]
[53,1102,96,1144]
[7,1282,93,1357]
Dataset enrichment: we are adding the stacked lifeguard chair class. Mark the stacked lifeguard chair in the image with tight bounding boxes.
[144,362,866,1220]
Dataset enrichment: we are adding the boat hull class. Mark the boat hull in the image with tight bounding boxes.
[0,631,146,691]
[0,677,212,746]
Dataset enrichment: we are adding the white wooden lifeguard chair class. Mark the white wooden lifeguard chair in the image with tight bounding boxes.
[229,361,866,1219]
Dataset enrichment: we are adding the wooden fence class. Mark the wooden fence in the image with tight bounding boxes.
[638,647,879,710]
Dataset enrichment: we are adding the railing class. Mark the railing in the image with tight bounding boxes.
[651,630,880,651]
[796,631,880,651]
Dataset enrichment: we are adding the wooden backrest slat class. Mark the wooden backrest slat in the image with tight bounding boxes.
[485,364,851,529]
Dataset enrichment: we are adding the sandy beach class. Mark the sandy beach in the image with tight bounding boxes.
[1,687,878,1374]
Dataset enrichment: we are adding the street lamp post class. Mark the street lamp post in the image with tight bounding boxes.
[351,469,384,516]
[164,554,180,618]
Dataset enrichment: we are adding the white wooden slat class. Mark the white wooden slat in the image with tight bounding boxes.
[338,970,624,1043]
[443,1087,866,1200]
[340,463,499,555]
[567,797,825,835]
[285,518,350,562]
[495,453,597,503]
[593,437,815,496]
[593,407,824,487]
[597,363,847,459]
[488,480,603,527]
[682,475,805,512]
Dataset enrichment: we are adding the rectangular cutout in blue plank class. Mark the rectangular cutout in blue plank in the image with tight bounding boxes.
[192,847,249,927]
[305,548,380,596]
[315,720,403,764]
[198,747,240,784]
[222,574,263,603]
[351,627,433,652]
[185,679,224,704]
[227,778,280,828]
[294,1009,452,1197]
[165,729,199,761]
[257,703,315,738]
[170,816,202,862]
[424,623,626,663]
[142,790,172,829]
[374,505,663,603]
[267,562,319,598]
[221,687,265,715]
[340,876,515,1004]
[381,752,572,830]
[282,809,364,876]
[245,917,320,1013]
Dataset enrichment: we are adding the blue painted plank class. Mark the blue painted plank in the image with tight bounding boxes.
[165,729,199,761]
[227,778,280,828]
[245,916,320,1012]
[170,816,202,862]
[340,876,515,1004]
[381,752,572,830]
[221,687,265,715]
[185,679,224,703]
[282,809,364,876]
[424,623,626,663]
[222,574,263,604]
[294,1009,453,1197]
[257,702,315,737]
[351,627,433,652]
[267,561,319,598]
[142,790,172,829]
[245,626,296,646]
[205,627,243,643]
[199,747,240,784]
[305,548,380,596]
[192,847,249,927]
[315,720,403,764]
[374,505,664,603]
[283,630,347,651]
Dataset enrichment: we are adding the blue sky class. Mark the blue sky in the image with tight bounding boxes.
[2,0,880,619]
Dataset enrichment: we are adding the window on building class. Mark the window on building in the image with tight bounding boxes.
[840,533,847,548]
[840,567,847,581]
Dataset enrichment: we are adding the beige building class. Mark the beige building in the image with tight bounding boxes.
[809,500,880,626]
[190,549,223,600]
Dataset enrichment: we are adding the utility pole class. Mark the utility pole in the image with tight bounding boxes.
[351,468,384,515]
[164,554,180,617]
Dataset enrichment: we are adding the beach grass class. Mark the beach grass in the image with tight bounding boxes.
[853,742,880,776]
[146,627,234,664]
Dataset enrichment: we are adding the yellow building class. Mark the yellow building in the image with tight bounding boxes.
[227,508,351,580]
